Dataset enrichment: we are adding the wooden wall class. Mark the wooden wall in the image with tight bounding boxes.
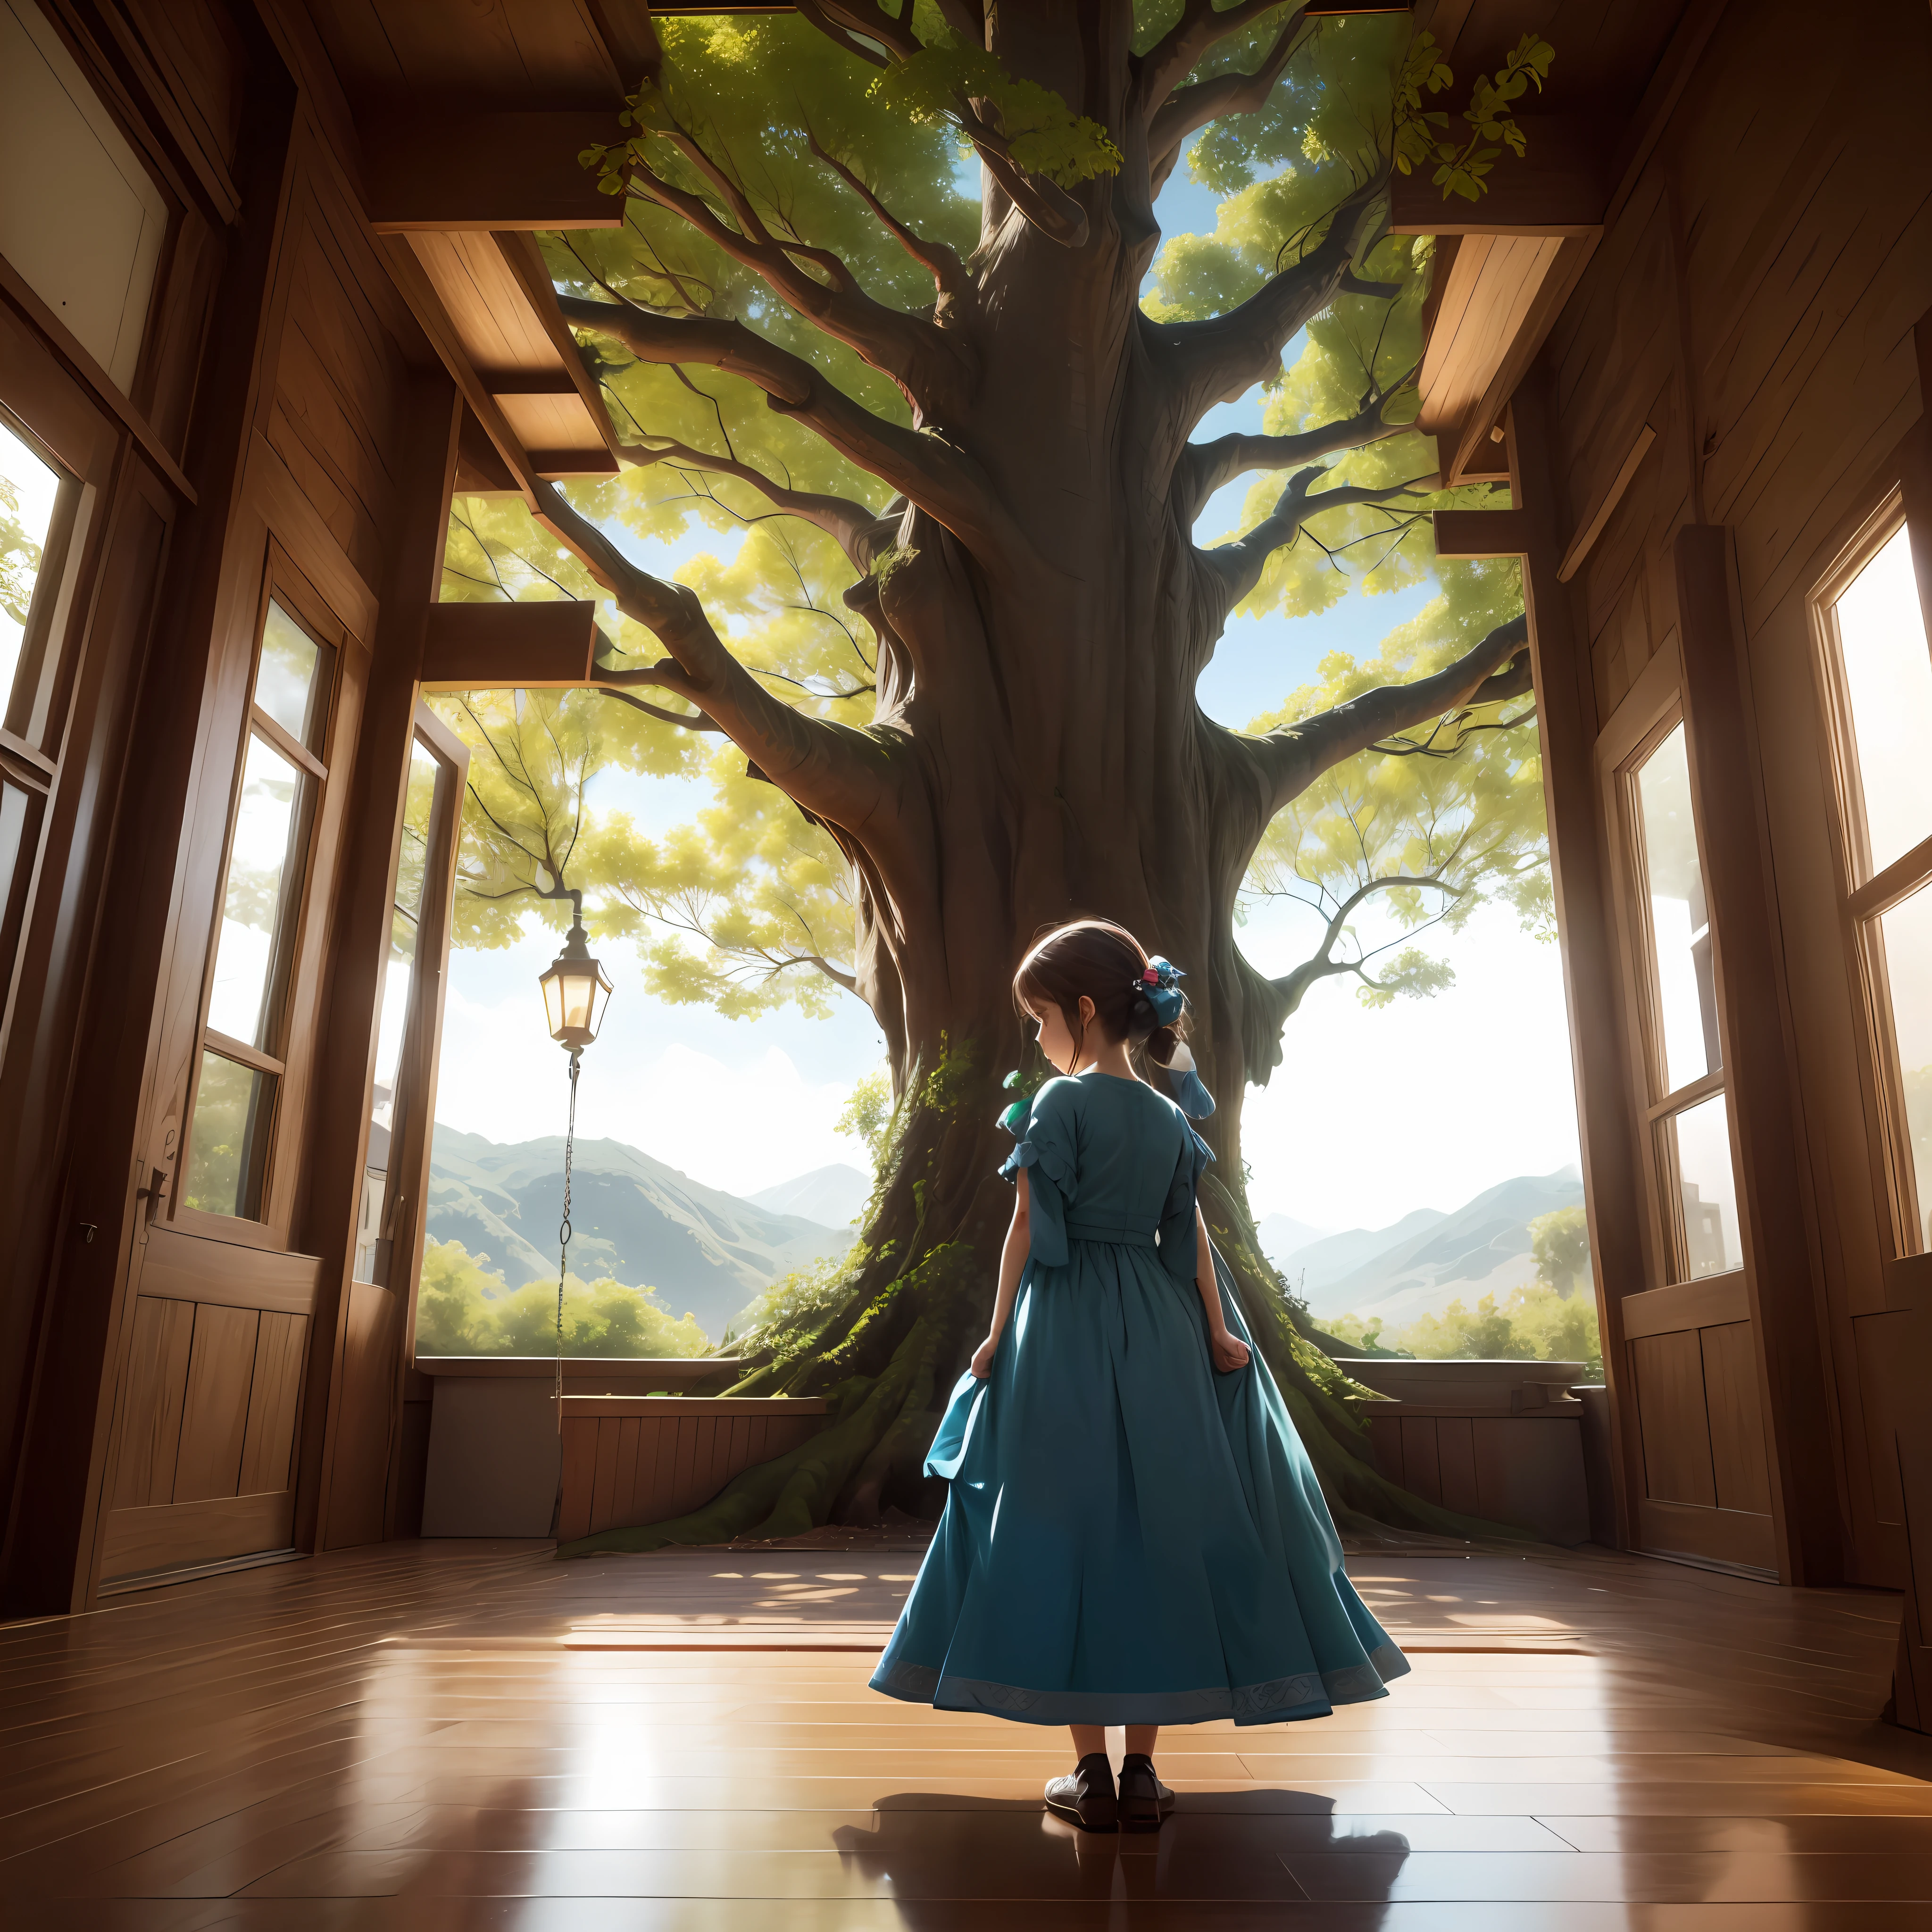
[1525,0,1932,1589]
[0,0,457,1610]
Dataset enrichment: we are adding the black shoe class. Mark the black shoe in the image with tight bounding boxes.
[1116,1753,1173,1832]
[1044,1752,1118,1832]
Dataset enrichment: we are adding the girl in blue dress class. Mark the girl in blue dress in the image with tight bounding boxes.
[870,918,1409,1832]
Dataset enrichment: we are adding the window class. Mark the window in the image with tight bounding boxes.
[1624,716,1741,1282]
[1819,513,1932,1254]
[0,405,77,1013]
[354,736,450,1285]
[180,598,334,1222]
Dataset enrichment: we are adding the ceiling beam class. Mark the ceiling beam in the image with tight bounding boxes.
[1393,114,1612,237]
[365,113,625,232]
[421,600,601,689]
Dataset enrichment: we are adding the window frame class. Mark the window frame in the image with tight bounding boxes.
[1614,705,1739,1287]
[174,558,345,1240]
[1809,487,1932,1259]
[354,710,462,1291]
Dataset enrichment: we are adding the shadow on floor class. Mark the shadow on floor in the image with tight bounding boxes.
[833,1790,1410,1909]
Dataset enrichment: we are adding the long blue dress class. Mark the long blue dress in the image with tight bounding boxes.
[869,1068,1408,1726]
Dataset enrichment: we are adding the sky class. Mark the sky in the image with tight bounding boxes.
[430,139,1584,1241]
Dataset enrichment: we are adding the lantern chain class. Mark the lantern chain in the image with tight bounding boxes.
[555,1045,580,1432]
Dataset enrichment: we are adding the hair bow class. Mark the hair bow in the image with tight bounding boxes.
[1136,955,1186,1025]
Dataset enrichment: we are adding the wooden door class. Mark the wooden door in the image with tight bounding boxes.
[96,1226,317,1586]
[1596,641,1778,1574]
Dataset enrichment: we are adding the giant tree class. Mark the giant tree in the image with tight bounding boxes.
[461,4,1549,1546]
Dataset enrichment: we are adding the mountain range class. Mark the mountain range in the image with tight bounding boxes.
[427,1126,856,1341]
[747,1163,872,1228]
[1262,1168,1584,1327]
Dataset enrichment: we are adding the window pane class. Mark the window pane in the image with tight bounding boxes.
[1833,525,1932,879]
[1664,1090,1743,1280]
[206,732,308,1049]
[356,909,420,1286]
[395,741,439,919]
[1634,723,1720,1094]
[1872,879,1932,1253]
[181,1050,275,1220]
[254,600,327,750]
[0,415,59,712]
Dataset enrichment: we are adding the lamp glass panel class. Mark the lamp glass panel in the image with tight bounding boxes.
[1633,722,1720,1095]
[1663,1089,1742,1280]
[207,732,308,1049]
[1871,877,1932,1253]
[254,600,328,751]
[541,964,566,1040]
[181,1049,275,1220]
[562,962,595,1034]
[1832,525,1932,880]
[0,415,59,714]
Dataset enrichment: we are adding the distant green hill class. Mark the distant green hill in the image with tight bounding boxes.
[428,1125,855,1341]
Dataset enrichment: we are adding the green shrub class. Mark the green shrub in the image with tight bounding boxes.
[1326,1280,1603,1380]
[414,1237,710,1357]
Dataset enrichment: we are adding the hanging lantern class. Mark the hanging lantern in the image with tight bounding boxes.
[538,902,613,1053]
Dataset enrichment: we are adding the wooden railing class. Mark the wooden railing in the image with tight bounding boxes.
[558,1395,830,1541]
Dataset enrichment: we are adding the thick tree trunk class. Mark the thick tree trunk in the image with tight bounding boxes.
[551,4,1538,1556]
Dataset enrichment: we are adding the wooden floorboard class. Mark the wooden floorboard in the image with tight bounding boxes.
[0,1537,1929,1924]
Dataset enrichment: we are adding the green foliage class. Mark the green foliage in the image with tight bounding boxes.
[867,30,1122,186]
[1530,1205,1590,1299]
[1245,561,1548,1007]
[0,472,42,628]
[1326,1281,1601,1380]
[1395,30,1555,202]
[723,1246,862,1355]
[415,1237,710,1357]
[836,1069,894,1168]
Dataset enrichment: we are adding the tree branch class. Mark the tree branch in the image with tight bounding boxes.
[526,475,894,833]
[1163,165,1391,426]
[1268,871,1464,1016]
[559,297,1018,558]
[806,131,975,317]
[1147,10,1308,195]
[1183,360,1418,517]
[624,141,967,416]
[1198,463,1437,612]
[1245,611,1533,816]
[1138,0,1299,117]
[612,434,882,571]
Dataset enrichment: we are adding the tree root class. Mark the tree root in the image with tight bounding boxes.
[556,1313,945,1557]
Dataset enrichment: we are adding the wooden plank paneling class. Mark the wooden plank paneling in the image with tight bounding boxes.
[99,1491,294,1583]
[172,1306,260,1504]
[1702,1321,1774,1516]
[1622,1272,1752,1338]
[323,1282,399,1549]
[1437,1416,1481,1518]
[238,1311,307,1497]
[1632,1331,1716,1507]
[140,1226,322,1316]
[1399,1417,1441,1506]
[559,1402,832,1536]
[1638,1496,1778,1573]
[111,1297,195,1510]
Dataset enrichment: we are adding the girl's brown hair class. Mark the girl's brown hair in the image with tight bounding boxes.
[1012,917,1188,1080]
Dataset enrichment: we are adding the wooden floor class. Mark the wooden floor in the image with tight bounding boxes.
[2,1536,1930,1927]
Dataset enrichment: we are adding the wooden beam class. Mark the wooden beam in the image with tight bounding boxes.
[1393,115,1613,237]
[1674,523,1849,1587]
[1507,369,1650,1555]
[1432,507,1530,557]
[1557,424,1657,583]
[492,232,626,466]
[364,114,624,232]
[420,600,600,690]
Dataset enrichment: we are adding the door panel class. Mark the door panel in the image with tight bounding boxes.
[99,1228,316,1583]
[1624,1275,1775,1570]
